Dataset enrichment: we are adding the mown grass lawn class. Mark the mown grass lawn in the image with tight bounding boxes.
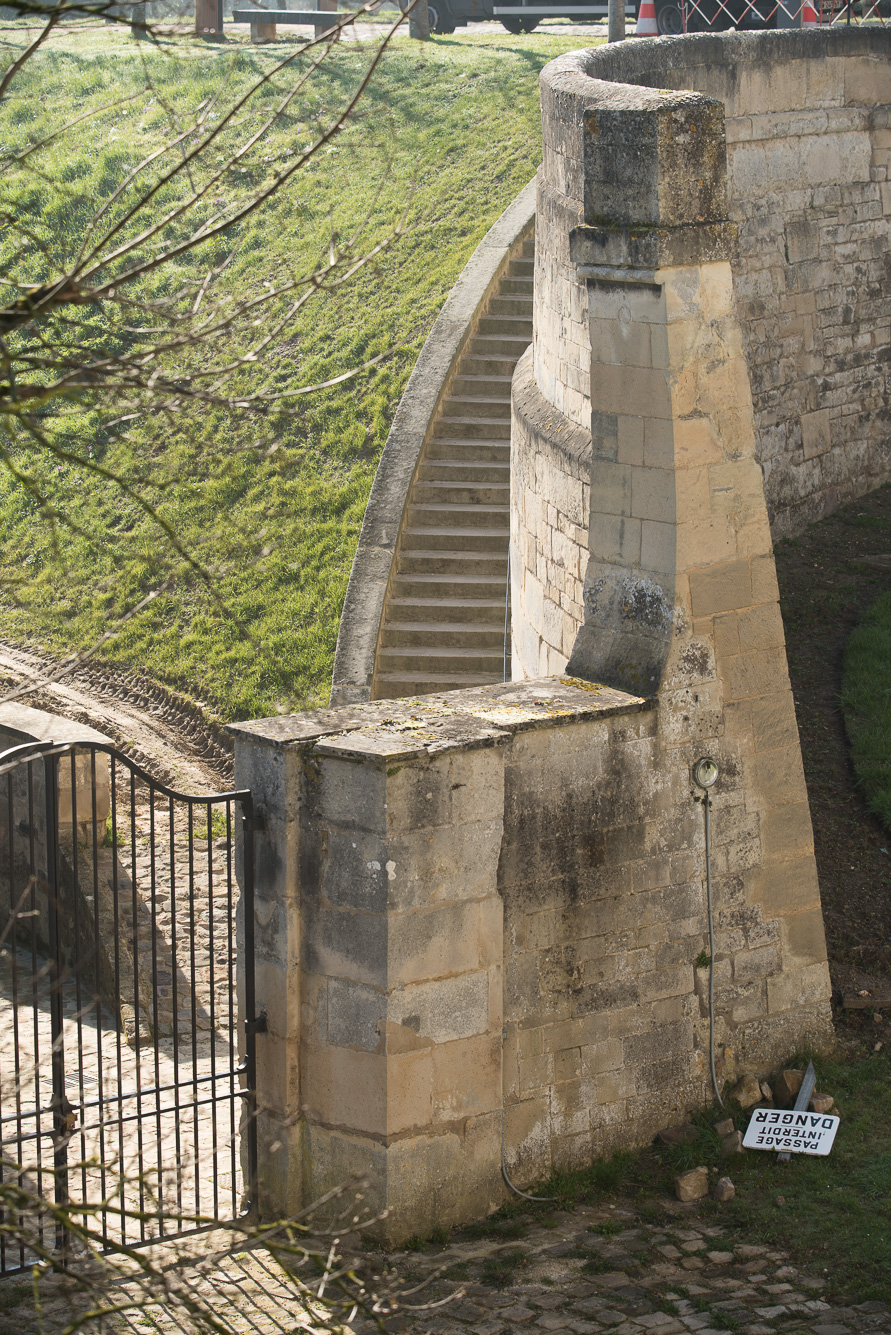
[0,21,597,722]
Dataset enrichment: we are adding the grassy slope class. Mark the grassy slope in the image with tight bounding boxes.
[841,585,891,833]
[0,23,595,722]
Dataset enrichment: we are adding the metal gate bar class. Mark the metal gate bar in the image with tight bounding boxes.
[0,739,261,1276]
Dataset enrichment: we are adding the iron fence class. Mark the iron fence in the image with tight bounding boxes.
[0,739,260,1275]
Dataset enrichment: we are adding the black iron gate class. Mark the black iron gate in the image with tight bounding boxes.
[0,739,262,1275]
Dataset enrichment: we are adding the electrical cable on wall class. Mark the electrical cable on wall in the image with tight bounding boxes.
[692,757,724,1109]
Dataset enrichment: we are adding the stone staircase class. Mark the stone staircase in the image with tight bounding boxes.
[372,236,534,700]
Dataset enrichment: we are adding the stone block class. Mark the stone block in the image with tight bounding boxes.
[392,971,490,1044]
[779,908,828,968]
[750,854,821,916]
[736,603,786,655]
[675,1166,709,1202]
[689,560,753,617]
[388,899,484,988]
[801,408,831,460]
[750,692,801,755]
[772,1067,803,1108]
[767,961,832,1016]
[326,976,386,1051]
[432,1034,501,1119]
[748,746,809,808]
[722,647,790,703]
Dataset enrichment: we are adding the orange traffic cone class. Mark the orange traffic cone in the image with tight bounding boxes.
[634,0,660,34]
[801,0,819,22]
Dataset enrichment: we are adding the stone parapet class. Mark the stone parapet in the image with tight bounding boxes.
[232,673,833,1238]
[541,29,891,536]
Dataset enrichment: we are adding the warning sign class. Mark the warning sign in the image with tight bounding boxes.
[743,1108,840,1156]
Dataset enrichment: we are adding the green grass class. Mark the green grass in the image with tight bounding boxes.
[469,1050,890,1304]
[0,22,598,723]
[842,586,891,832]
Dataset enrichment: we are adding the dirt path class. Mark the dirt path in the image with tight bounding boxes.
[0,641,232,794]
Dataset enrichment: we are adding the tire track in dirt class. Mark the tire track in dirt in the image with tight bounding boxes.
[0,641,233,793]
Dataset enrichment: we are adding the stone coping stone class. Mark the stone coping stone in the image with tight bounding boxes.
[229,674,649,757]
[0,702,111,749]
[569,25,891,85]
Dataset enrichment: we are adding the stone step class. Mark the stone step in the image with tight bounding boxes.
[477,315,533,339]
[426,439,510,462]
[440,395,512,420]
[411,481,510,506]
[498,276,534,296]
[407,503,510,530]
[464,334,532,360]
[400,528,509,555]
[370,231,532,702]
[375,672,505,699]
[418,460,509,484]
[487,295,534,318]
[386,596,508,624]
[397,548,509,575]
[380,622,506,649]
[433,418,511,440]
[448,374,515,398]
[377,646,507,674]
[391,572,507,599]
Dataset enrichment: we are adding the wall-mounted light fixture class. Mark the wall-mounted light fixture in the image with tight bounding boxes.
[692,756,720,791]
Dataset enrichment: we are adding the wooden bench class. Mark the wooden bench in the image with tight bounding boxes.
[232,6,357,38]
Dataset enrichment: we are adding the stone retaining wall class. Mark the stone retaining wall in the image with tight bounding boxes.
[232,675,833,1238]
[530,29,891,542]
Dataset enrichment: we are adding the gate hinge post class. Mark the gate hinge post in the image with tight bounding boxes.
[245,1012,268,1037]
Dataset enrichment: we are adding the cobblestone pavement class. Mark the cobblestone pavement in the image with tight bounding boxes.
[9,1196,889,1335]
[356,1200,891,1335]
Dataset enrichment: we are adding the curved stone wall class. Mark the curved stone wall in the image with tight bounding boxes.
[526,29,890,593]
[506,34,839,1183]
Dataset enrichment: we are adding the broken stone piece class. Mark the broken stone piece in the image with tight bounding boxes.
[721,1130,744,1154]
[809,1094,834,1114]
[714,1117,735,1137]
[712,1177,735,1203]
[675,1167,710,1202]
[657,1122,698,1146]
[760,1081,773,1099]
[773,1069,804,1108]
[732,1072,762,1108]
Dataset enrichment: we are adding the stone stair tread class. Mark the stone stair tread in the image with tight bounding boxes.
[427,437,511,448]
[387,596,508,608]
[393,577,506,589]
[379,646,506,660]
[371,231,533,701]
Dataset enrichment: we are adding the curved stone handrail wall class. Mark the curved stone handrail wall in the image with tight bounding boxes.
[515,27,890,684]
[536,29,891,541]
[330,177,538,707]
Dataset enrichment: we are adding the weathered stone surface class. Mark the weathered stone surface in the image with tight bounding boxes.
[675,1167,710,1202]
[722,1130,745,1155]
[656,1122,699,1146]
[713,1176,736,1202]
[733,1073,763,1108]
[714,1117,735,1136]
[810,1094,835,1114]
[773,1068,804,1108]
